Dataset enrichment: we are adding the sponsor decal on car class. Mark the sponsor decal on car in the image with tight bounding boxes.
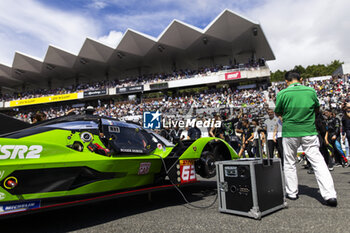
[0,170,4,179]
[180,160,196,183]
[157,143,166,151]
[0,145,43,160]
[138,162,151,175]
[0,192,5,200]
[120,148,144,153]
[0,200,41,215]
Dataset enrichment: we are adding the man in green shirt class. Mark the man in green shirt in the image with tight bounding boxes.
[275,71,337,207]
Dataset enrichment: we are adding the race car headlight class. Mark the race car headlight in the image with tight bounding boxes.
[4,177,18,189]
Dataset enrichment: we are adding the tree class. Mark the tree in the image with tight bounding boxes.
[270,69,286,82]
[326,60,343,74]
[270,60,344,81]
[293,65,305,75]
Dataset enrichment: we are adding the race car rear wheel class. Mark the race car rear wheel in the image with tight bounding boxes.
[196,151,216,178]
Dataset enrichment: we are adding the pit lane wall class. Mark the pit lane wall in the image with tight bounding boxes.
[1,67,270,108]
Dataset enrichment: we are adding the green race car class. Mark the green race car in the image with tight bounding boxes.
[0,114,238,216]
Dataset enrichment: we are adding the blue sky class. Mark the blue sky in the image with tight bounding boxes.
[37,0,263,35]
[0,0,349,71]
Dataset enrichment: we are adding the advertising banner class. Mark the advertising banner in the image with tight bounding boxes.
[225,71,241,80]
[149,83,168,90]
[83,89,107,97]
[9,93,78,107]
[116,85,143,94]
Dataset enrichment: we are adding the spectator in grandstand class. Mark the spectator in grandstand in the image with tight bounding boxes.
[85,106,95,115]
[31,112,47,123]
[65,108,79,116]
[275,70,337,207]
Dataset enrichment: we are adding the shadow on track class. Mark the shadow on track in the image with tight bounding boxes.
[0,181,217,233]
[298,184,324,203]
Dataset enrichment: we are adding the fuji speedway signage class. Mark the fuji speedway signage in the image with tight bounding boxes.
[225,71,241,80]
[83,89,107,97]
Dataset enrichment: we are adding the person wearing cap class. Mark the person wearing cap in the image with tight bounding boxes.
[85,106,95,115]
[275,70,337,207]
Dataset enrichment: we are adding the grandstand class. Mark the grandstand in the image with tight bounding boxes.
[0,9,274,113]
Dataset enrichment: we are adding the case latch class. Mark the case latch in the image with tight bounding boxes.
[219,182,228,192]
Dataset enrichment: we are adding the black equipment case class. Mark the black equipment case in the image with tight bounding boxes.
[216,158,287,219]
[216,132,287,220]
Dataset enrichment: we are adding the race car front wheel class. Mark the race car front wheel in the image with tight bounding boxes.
[196,151,216,178]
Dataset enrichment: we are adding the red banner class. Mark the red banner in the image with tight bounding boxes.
[225,71,241,80]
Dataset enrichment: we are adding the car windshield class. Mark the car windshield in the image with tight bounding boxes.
[101,120,157,154]
[146,130,174,147]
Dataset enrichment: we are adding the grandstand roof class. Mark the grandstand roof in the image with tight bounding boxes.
[0,9,275,88]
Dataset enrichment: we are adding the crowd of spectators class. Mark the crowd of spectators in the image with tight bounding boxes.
[6,87,269,124]
[2,72,350,164]
[0,60,266,102]
[5,74,349,126]
[269,75,350,109]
